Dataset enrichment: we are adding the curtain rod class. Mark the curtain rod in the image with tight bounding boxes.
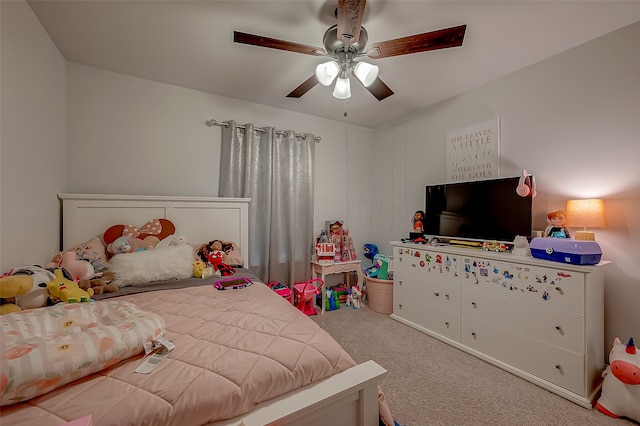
[205,119,321,143]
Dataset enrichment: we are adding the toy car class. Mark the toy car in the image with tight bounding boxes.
[482,241,508,252]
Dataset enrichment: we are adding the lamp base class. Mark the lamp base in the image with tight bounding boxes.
[574,230,596,241]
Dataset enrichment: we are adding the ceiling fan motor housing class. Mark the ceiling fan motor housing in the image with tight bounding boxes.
[323,25,369,54]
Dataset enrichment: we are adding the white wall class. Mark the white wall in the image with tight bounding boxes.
[0,0,66,269]
[65,63,374,257]
[369,21,640,351]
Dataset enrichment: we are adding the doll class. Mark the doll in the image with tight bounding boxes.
[412,210,425,233]
[198,240,236,276]
[544,209,571,239]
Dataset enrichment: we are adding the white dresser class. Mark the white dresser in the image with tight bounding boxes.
[391,241,608,408]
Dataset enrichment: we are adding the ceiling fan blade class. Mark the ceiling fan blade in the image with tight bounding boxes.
[286,75,319,98]
[337,0,366,44]
[234,31,326,56]
[366,77,394,101]
[366,24,467,59]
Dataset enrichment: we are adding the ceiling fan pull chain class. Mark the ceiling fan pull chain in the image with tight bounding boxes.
[344,99,349,117]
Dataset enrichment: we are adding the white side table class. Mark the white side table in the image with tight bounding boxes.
[311,260,364,314]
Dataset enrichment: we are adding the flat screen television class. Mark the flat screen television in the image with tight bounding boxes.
[424,176,532,243]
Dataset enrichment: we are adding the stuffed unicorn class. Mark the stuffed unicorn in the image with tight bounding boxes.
[350,285,362,309]
[596,337,640,423]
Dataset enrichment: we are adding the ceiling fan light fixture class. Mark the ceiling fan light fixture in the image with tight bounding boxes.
[333,75,351,99]
[353,61,379,87]
[315,60,340,86]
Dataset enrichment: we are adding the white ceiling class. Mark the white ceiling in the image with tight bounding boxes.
[27,1,640,129]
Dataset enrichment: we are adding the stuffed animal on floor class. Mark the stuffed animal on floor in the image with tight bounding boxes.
[350,285,362,309]
[46,269,94,303]
[596,337,640,423]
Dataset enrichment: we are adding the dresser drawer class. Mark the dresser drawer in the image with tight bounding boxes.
[394,270,460,313]
[394,246,460,283]
[394,290,460,341]
[461,318,585,395]
[462,287,584,353]
[461,256,585,312]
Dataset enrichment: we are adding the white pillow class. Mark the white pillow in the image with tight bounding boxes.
[108,245,194,287]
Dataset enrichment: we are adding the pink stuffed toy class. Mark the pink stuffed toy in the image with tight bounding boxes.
[47,251,95,282]
[596,337,640,423]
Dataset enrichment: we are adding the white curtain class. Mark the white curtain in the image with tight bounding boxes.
[218,121,316,285]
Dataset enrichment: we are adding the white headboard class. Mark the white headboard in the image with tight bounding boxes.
[58,194,250,264]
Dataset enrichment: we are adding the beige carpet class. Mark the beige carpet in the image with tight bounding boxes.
[312,301,636,426]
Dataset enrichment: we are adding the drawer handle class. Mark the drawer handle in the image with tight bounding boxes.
[434,292,440,297]
[398,304,403,309]
[471,332,477,337]
[472,302,477,308]
[445,294,450,300]
[445,322,449,327]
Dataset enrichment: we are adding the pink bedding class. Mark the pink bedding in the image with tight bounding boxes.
[0,282,356,425]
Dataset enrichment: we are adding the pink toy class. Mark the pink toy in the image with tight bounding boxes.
[294,278,324,316]
[596,337,640,423]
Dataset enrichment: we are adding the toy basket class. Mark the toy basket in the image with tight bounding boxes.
[267,282,292,303]
[293,278,324,316]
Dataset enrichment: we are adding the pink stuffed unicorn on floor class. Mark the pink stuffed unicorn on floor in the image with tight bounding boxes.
[596,337,640,423]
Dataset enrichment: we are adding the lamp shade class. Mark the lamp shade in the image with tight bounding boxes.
[315,61,339,86]
[333,75,351,99]
[353,61,379,87]
[566,198,606,241]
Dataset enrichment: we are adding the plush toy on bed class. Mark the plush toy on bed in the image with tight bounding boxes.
[46,269,94,303]
[0,266,56,314]
[103,218,175,258]
[197,240,235,276]
[0,274,35,314]
[78,277,118,295]
[596,337,640,423]
[46,251,95,282]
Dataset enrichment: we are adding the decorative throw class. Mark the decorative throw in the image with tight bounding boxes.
[1,301,165,405]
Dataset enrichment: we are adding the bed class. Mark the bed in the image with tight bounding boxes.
[0,194,386,426]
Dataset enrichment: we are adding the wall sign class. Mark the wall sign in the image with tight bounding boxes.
[446,118,500,182]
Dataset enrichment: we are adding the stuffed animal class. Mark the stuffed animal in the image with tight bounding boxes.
[511,235,530,256]
[0,274,35,315]
[193,260,207,278]
[197,240,235,276]
[596,337,640,423]
[78,277,118,295]
[350,285,362,309]
[46,269,94,303]
[103,219,174,258]
[0,266,54,311]
[59,251,95,281]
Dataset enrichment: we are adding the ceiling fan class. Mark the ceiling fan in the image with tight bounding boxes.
[233,0,466,101]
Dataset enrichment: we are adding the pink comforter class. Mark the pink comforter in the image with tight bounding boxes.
[0,283,356,425]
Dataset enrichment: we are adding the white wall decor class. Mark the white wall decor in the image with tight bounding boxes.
[446,118,500,182]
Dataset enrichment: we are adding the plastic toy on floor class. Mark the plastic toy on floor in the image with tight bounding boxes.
[596,337,640,423]
[294,278,324,316]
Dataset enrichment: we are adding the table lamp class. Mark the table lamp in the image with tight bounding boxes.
[566,198,607,241]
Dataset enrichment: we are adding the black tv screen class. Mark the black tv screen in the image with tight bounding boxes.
[424,177,532,243]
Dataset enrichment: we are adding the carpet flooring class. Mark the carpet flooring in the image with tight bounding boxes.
[312,302,636,426]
